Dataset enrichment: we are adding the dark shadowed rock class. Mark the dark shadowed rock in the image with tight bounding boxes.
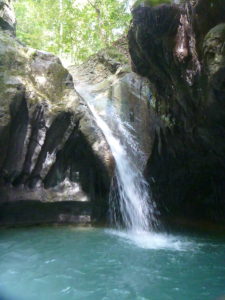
[128,0,225,226]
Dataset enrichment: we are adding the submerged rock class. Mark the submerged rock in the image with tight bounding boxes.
[0,3,114,226]
[128,0,225,226]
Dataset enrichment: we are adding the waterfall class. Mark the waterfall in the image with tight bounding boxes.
[75,84,158,232]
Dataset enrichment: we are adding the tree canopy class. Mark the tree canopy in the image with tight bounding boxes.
[14,0,171,64]
[14,0,130,64]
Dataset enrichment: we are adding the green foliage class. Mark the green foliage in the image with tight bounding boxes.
[14,0,130,63]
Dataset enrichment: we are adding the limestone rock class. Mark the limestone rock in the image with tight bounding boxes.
[0,19,113,226]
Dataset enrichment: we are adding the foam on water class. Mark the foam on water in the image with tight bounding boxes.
[1,227,225,300]
[75,84,194,252]
[106,229,193,251]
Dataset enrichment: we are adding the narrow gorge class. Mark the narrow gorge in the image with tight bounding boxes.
[1,0,225,230]
[0,1,225,300]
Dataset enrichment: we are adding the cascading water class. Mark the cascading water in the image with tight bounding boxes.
[75,84,158,233]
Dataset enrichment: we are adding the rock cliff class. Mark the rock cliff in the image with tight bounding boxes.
[128,0,225,226]
[0,0,113,226]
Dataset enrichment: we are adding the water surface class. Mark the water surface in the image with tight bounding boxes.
[0,227,225,300]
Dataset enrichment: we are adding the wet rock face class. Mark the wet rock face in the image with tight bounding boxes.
[0,4,113,226]
[70,37,155,163]
[128,0,225,225]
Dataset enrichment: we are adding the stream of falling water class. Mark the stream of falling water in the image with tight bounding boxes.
[75,84,158,233]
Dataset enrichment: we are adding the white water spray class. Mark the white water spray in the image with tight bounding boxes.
[75,84,158,232]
